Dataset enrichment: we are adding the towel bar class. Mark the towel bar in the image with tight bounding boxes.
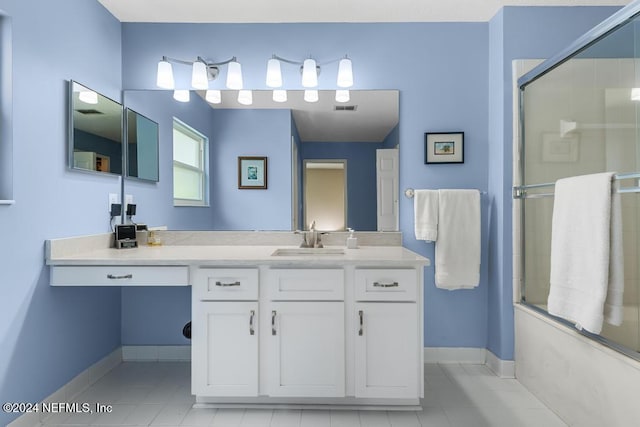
[404,188,487,198]
[513,172,640,199]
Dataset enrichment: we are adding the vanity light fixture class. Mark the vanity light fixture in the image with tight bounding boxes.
[78,90,98,104]
[335,90,350,103]
[156,55,242,91]
[266,54,353,90]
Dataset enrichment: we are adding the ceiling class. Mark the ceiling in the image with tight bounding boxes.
[98,0,629,23]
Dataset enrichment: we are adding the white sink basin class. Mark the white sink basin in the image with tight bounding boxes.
[271,248,345,256]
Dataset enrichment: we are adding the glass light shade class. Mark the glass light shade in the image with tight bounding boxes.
[631,88,640,101]
[273,89,287,103]
[304,89,319,103]
[78,90,98,104]
[226,61,243,90]
[237,89,253,105]
[157,60,175,89]
[173,89,190,103]
[335,90,350,103]
[337,58,353,88]
[205,89,221,104]
[302,58,318,88]
[191,61,209,90]
[266,58,283,88]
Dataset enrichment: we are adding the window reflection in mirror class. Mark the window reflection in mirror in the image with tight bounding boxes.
[69,81,123,175]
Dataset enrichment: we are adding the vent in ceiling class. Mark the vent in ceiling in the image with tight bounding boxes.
[75,109,104,115]
[334,105,357,111]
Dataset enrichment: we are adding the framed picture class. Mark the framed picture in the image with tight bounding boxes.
[425,132,464,164]
[542,133,579,162]
[238,156,267,189]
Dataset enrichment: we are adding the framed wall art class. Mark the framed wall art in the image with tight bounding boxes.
[238,156,267,189]
[425,132,464,164]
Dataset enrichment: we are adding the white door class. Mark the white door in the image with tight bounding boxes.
[269,301,345,397]
[355,302,418,398]
[376,148,399,231]
[192,301,258,396]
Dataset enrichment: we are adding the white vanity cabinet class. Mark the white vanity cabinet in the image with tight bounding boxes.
[266,269,345,397]
[354,269,420,399]
[192,268,260,397]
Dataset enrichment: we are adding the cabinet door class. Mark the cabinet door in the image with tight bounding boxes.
[355,302,418,398]
[192,302,258,396]
[269,301,345,397]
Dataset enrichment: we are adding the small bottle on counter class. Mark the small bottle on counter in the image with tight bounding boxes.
[147,230,162,246]
[346,228,358,249]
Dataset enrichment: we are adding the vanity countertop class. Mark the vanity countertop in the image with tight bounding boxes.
[46,244,429,267]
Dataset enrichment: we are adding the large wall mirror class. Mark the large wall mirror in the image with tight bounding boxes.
[69,81,123,175]
[122,89,399,232]
[126,108,159,182]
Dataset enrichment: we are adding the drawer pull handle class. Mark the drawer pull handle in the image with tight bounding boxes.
[373,281,399,288]
[215,281,241,287]
[358,310,364,336]
[107,274,133,280]
[249,310,255,336]
[272,310,277,336]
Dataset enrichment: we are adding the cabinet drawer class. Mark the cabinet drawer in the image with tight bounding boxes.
[50,265,189,286]
[195,268,258,300]
[355,269,417,301]
[268,269,344,300]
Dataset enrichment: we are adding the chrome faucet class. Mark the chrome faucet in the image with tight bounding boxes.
[298,221,324,248]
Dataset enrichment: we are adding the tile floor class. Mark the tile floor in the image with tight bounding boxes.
[35,362,567,427]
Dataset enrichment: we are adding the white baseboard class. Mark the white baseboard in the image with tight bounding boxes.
[424,347,515,378]
[122,345,191,361]
[8,347,122,427]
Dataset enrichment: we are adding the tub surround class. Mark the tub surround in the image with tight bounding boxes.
[45,231,428,409]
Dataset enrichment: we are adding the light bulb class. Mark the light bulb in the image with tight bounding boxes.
[191,61,209,90]
[266,58,283,88]
[337,57,353,88]
[173,89,190,103]
[273,90,287,103]
[631,88,640,101]
[226,60,243,90]
[238,89,253,105]
[205,89,221,104]
[335,90,350,103]
[304,89,319,103]
[78,90,98,104]
[156,59,174,89]
[302,58,318,88]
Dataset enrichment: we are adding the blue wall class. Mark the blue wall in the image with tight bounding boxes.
[0,1,123,424]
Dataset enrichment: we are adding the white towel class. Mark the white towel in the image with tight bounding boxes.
[547,172,624,334]
[414,189,439,241]
[434,190,481,290]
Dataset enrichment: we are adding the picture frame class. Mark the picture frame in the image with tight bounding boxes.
[238,156,267,189]
[542,133,579,163]
[425,132,464,164]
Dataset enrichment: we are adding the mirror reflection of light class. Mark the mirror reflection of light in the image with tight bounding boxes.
[78,90,98,104]
[335,90,350,103]
[238,89,253,105]
[273,89,287,103]
[173,89,190,103]
[631,88,640,101]
[304,89,319,103]
[205,89,221,104]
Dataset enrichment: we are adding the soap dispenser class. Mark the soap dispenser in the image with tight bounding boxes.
[346,228,358,249]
